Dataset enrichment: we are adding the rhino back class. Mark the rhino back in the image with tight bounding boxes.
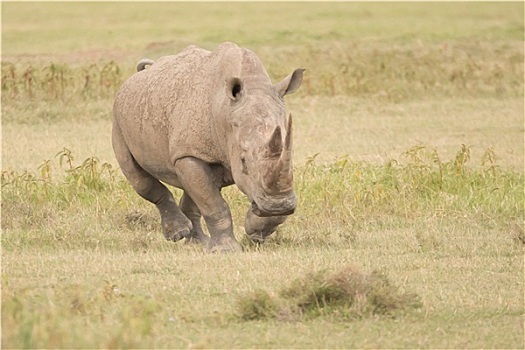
[113,43,273,182]
[113,45,214,177]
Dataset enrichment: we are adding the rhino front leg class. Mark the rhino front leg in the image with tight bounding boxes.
[174,157,242,253]
[180,192,209,245]
[245,210,288,243]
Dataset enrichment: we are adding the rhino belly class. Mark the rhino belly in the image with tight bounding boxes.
[119,117,183,189]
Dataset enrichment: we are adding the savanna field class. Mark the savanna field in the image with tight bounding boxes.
[1,2,524,348]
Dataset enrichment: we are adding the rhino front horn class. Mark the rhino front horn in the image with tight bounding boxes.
[266,125,283,158]
[265,115,294,192]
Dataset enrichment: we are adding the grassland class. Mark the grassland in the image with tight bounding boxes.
[2,2,524,349]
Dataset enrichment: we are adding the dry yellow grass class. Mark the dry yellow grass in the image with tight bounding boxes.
[2,2,523,348]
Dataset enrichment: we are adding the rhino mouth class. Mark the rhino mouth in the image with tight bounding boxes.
[250,199,296,217]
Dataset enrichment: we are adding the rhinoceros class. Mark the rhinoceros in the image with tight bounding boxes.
[112,42,304,252]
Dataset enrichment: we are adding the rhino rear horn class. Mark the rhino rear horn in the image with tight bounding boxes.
[277,114,293,181]
[284,113,293,154]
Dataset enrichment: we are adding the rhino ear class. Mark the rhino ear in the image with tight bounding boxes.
[275,68,305,98]
[227,77,244,101]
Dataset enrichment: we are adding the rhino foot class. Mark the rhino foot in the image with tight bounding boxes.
[245,212,288,244]
[208,235,243,253]
[161,214,193,242]
[247,232,267,244]
[185,231,210,245]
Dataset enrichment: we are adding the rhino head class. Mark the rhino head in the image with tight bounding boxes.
[222,68,304,217]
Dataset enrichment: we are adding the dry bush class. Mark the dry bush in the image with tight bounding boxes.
[236,265,422,322]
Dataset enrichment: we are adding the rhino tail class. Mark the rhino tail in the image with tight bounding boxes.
[137,59,155,72]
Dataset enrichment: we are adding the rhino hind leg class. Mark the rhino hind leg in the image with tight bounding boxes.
[112,124,192,241]
[244,210,288,243]
[180,193,209,244]
[123,164,192,242]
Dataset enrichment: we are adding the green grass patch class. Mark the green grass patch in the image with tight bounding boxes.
[2,145,523,252]
[3,2,523,57]
[289,145,523,244]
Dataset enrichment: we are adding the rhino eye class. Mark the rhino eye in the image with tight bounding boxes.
[241,157,248,174]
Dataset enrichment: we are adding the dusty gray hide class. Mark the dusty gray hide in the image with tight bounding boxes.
[113,42,304,252]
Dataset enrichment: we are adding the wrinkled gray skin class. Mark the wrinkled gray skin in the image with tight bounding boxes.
[113,42,304,252]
